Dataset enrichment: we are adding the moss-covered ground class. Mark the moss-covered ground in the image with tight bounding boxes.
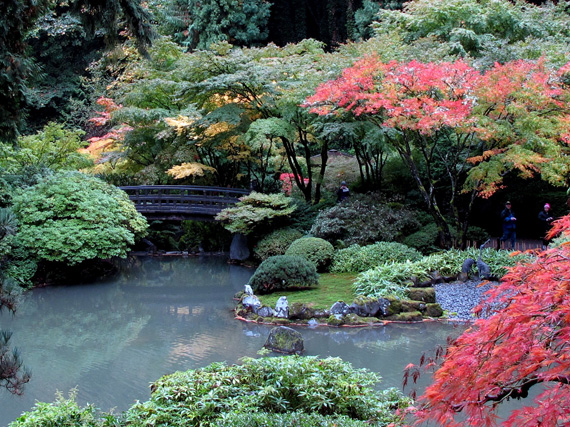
[256,272,357,310]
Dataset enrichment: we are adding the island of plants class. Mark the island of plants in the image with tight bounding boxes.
[233,239,531,326]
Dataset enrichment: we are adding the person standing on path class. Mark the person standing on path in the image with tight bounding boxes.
[538,203,554,249]
[336,181,350,202]
[500,201,517,250]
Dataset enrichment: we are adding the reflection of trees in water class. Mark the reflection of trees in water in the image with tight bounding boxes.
[115,256,253,290]
[10,284,150,391]
[322,323,466,351]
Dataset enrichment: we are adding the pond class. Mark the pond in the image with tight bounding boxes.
[0,256,466,426]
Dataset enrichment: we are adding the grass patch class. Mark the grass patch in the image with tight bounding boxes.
[257,272,357,310]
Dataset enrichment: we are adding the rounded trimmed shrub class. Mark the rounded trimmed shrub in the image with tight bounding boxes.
[248,255,318,293]
[285,237,334,272]
[331,241,423,273]
[253,227,304,261]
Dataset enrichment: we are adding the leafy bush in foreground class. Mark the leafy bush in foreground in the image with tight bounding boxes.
[354,249,532,299]
[9,358,410,427]
[10,390,103,426]
[285,237,335,271]
[332,241,423,273]
[254,228,303,261]
[248,255,318,293]
[218,411,370,426]
[124,356,411,426]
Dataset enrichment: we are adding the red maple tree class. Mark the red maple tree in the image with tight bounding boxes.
[405,214,570,426]
[305,57,570,247]
[304,57,482,247]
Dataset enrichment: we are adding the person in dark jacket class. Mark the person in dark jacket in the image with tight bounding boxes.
[336,181,350,202]
[538,203,554,250]
[500,201,517,250]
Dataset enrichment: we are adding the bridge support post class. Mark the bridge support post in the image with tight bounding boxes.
[230,233,250,262]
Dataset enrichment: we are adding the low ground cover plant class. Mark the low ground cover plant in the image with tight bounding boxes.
[248,255,319,293]
[354,249,531,299]
[257,272,357,310]
[285,237,334,272]
[331,241,423,273]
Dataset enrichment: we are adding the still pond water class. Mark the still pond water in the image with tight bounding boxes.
[0,256,466,426]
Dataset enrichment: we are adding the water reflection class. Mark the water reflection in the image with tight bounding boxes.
[0,256,463,426]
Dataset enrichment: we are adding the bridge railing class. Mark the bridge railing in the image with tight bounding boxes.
[119,185,249,217]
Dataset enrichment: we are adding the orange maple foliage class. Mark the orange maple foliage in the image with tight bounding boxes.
[306,58,570,198]
[407,214,570,426]
[82,97,131,162]
[305,57,479,136]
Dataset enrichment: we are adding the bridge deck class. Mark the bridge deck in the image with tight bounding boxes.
[120,185,249,220]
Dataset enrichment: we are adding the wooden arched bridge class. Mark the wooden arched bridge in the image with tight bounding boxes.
[120,185,249,221]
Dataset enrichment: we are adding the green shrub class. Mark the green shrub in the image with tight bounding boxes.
[248,255,318,293]
[354,248,532,299]
[10,390,109,426]
[215,192,296,235]
[310,194,420,246]
[254,228,304,261]
[402,223,439,254]
[217,409,386,426]
[285,237,335,272]
[354,261,430,299]
[12,172,147,265]
[123,356,411,426]
[331,242,423,273]
[404,223,491,254]
[418,248,531,278]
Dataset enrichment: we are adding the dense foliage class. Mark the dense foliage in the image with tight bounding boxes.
[3,0,570,422]
[305,56,570,247]
[9,357,410,426]
[353,248,531,299]
[123,356,411,426]
[407,214,570,426]
[331,241,422,273]
[310,195,420,246]
[12,172,148,265]
[253,227,303,261]
[0,123,92,174]
[151,0,271,50]
[216,192,296,235]
[247,255,319,293]
[10,390,101,426]
[284,237,335,272]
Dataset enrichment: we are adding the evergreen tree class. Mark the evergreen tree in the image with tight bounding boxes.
[151,0,271,50]
[0,0,154,143]
[0,208,30,395]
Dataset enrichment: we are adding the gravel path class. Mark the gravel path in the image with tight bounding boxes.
[434,280,498,321]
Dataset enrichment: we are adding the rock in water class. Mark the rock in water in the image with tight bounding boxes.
[264,326,304,354]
